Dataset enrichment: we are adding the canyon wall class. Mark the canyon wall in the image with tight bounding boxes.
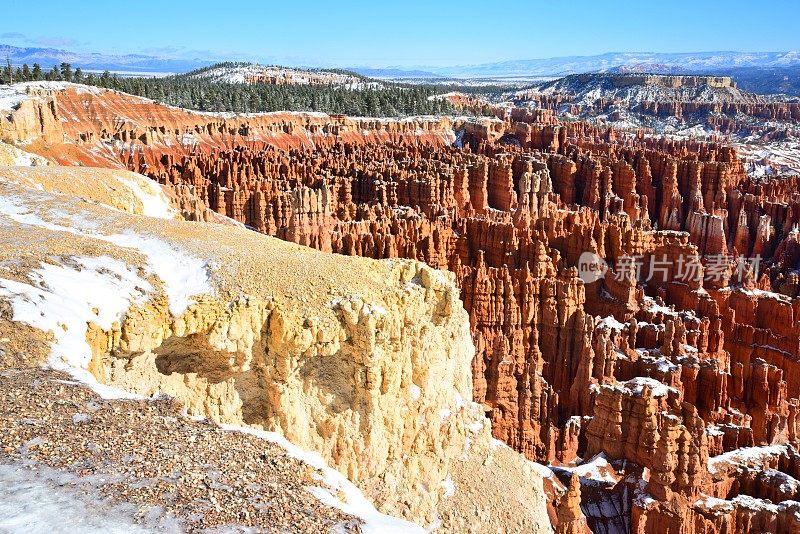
[0,83,466,165]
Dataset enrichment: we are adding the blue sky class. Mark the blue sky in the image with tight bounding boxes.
[1,0,798,67]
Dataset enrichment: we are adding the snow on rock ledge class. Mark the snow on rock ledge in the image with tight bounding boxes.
[0,167,551,533]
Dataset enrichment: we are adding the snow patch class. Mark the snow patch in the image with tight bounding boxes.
[730,494,779,514]
[0,85,28,112]
[441,475,455,498]
[553,453,620,485]
[0,462,179,533]
[761,469,800,495]
[644,355,680,374]
[105,232,210,317]
[598,315,626,331]
[623,377,678,398]
[708,444,787,475]
[0,256,151,374]
[573,454,619,484]
[592,377,678,398]
[116,174,178,220]
[694,494,734,515]
[0,193,211,317]
[529,462,556,480]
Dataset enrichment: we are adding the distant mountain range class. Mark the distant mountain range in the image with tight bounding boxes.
[3,44,800,82]
[357,51,800,79]
[0,45,212,74]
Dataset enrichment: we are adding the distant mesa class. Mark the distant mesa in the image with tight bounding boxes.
[185,62,383,88]
[569,73,737,89]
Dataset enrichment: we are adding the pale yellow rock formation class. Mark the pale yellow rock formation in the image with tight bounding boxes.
[0,141,49,166]
[0,167,552,533]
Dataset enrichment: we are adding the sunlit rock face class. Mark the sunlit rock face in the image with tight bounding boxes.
[0,165,551,533]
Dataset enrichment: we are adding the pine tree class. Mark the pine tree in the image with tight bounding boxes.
[32,63,42,80]
[60,63,72,81]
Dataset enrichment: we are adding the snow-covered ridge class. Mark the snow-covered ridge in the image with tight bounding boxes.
[426,50,800,78]
[186,63,384,89]
[0,81,106,112]
[0,80,465,125]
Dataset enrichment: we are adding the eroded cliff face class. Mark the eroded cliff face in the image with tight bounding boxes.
[0,167,551,533]
[0,82,464,165]
[4,82,800,533]
[93,262,484,522]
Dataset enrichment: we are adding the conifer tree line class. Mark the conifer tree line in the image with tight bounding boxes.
[2,61,85,84]
[1,61,457,117]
